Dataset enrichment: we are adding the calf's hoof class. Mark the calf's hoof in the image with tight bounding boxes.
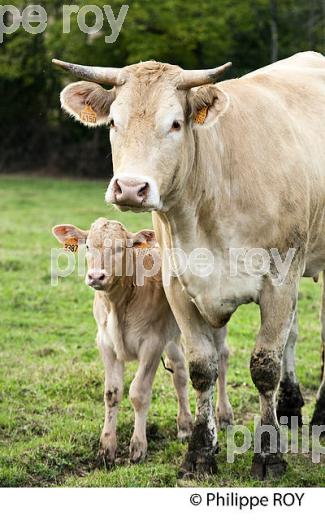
[98,446,116,469]
[276,379,304,428]
[251,453,287,480]
[217,408,234,430]
[98,433,117,469]
[178,449,218,479]
[177,429,192,443]
[177,414,193,442]
[129,437,147,464]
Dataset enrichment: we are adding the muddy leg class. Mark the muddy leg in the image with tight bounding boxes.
[277,310,304,427]
[98,347,124,467]
[165,341,193,441]
[250,280,297,480]
[178,330,219,478]
[161,278,220,478]
[214,327,234,429]
[311,273,325,426]
[129,353,161,463]
[311,373,325,427]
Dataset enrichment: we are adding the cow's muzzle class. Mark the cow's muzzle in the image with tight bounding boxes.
[105,176,161,211]
[114,178,149,206]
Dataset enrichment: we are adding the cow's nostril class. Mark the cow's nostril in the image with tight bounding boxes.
[88,274,93,281]
[115,179,122,195]
[138,183,149,198]
[98,274,105,281]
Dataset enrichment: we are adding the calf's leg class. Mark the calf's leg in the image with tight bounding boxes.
[250,279,297,480]
[276,310,304,427]
[165,340,193,440]
[214,327,234,429]
[129,352,161,463]
[98,345,124,466]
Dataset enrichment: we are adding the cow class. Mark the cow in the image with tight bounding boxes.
[53,51,325,479]
[53,218,194,464]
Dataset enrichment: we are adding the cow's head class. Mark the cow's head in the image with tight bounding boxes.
[53,58,231,212]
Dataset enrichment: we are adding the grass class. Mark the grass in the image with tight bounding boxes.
[0,174,324,487]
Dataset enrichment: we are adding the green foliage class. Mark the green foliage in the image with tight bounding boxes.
[0,176,324,487]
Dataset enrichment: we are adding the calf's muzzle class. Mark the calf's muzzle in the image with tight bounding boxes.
[87,270,108,289]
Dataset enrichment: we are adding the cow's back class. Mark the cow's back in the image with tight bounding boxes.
[244,51,325,78]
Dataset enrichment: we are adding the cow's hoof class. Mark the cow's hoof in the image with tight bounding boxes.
[129,437,147,464]
[251,453,287,480]
[311,411,325,431]
[311,388,325,428]
[178,449,218,479]
[277,379,304,428]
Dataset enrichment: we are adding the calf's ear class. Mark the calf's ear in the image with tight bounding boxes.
[60,81,115,127]
[130,229,156,248]
[189,84,229,129]
[52,224,88,244]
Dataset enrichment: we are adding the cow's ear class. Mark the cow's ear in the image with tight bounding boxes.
[129,229,156,248]
[189,85,229,129]
[60,81,115,127]
[52,224,88,244]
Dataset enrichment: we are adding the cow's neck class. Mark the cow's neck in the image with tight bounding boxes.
[163,126,230,250]
[155,129,259,327]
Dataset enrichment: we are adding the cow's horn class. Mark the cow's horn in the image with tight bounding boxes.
[178,62,232,89]
[52,59,124,86]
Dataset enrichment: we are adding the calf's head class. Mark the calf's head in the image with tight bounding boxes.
[52,218,156,291]
[54,59,231,212]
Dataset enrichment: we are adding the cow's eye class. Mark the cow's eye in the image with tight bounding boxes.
[109,119,115,128]
[171,121,181,131]
[86,244,89,251]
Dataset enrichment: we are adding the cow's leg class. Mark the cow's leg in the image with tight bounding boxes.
[276,309,304,427]
[163,279,219,477]
[250,279,297,480]
[311,273,325,426]
[311,358,325,427]
[214,326,234,429]
[98,346,124,467]
[165,341,193,441]
[129,352,161,463]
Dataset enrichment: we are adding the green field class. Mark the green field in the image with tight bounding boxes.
[0,175,324,487]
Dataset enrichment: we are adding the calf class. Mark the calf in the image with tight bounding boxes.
[53,218,193,464]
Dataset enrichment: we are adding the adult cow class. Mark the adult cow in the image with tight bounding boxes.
[53,51,325,479]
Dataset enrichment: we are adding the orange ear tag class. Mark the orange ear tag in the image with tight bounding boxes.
[64,238,79,253]
[194,106,208,124]
[80,104,97,124]
[135,242,151,249]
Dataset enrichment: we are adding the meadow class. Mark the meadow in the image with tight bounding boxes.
[0,175,324,487]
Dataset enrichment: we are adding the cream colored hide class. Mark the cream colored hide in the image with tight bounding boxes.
[53,218,194,463]
[54,52,325,479]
